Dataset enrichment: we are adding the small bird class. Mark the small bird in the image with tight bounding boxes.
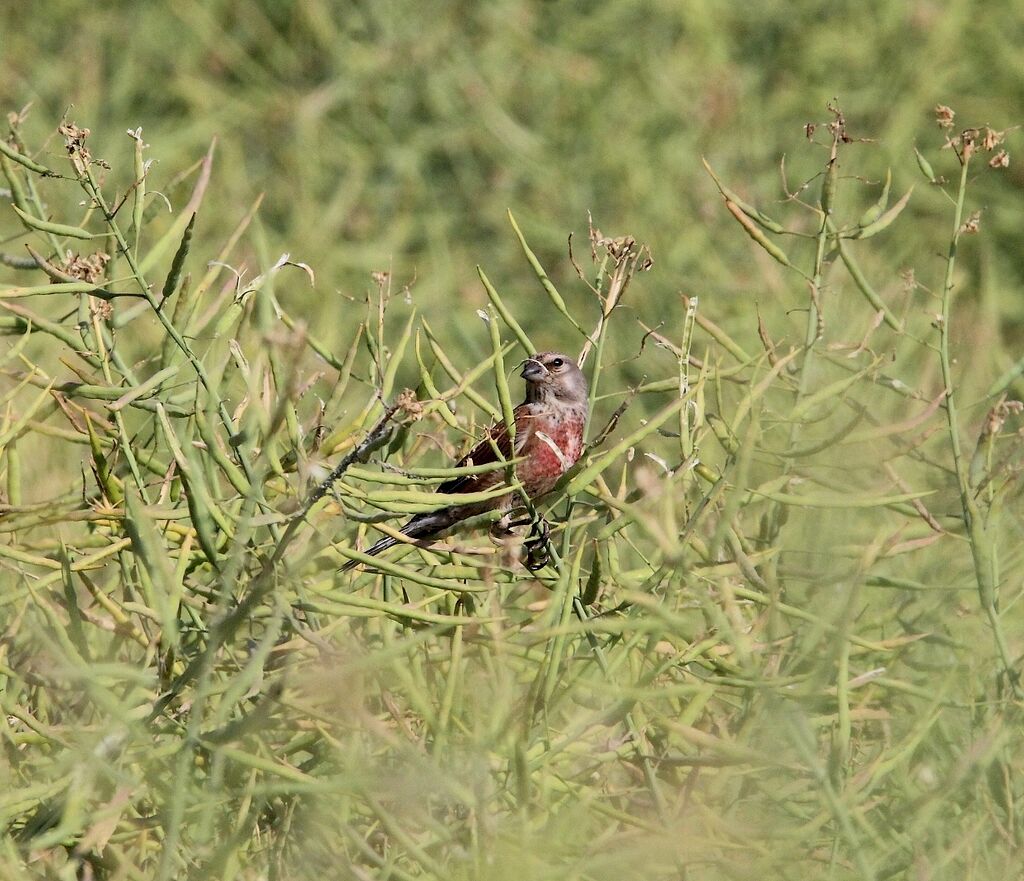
[343,352,589,570]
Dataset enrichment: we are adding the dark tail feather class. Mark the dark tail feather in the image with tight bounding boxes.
[341,507,460,571]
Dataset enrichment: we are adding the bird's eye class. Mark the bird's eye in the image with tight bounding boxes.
[551,358,564,368]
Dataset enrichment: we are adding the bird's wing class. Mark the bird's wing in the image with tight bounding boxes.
[437,404,533,495]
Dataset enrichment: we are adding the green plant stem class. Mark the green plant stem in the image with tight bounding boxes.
[793,138,836,422]
[90,312,150,503]
[938,150,1021,697]
[768,134,837,509]
[760,130,838,620]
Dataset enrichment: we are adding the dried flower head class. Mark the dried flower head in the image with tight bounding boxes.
[60,250,110,283]
[982,397,1023,438]
[960,210,981,235]
[989,150,1010,169]
[826,100,852,143]
[935,105,956,129]
[58,119,93,173]
[960,129,979,162]
[90,299,114,322]
[395,388,424,422]
[981,127,1005,151]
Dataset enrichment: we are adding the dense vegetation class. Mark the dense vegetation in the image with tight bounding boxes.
[2,2,1023,879]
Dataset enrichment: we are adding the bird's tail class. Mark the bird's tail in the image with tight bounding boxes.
[341,507,460,571]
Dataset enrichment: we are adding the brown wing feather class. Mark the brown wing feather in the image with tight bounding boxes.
[437,405,530,495]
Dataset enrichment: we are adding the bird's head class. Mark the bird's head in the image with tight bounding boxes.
[521,352,588,406]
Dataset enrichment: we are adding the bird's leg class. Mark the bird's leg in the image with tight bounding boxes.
[489,510,517,540]
[489,506,551,569]
[490,505,532,539]
[523,516,551,571]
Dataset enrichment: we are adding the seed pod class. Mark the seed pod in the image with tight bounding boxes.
[914,147,936,183]
[160,213,196,306]
[857,169,892,228]
[582,546,602,605]
[0,153,30,213]
[85,412,123,503]
[478,265,535,354]
[836,237,903,330]
[130,129,146,256]
[847,188,913,240]
[703,158,787,234]
[0,138,52,175]
[6,440,21,506]
[725,201,794,267]
[821,158,838,216]
[12,205,94,240]
[508,210,586,336]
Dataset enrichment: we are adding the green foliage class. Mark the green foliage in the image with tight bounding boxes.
[2,4,1024,879]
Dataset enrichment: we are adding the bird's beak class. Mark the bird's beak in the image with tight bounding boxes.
[520,360,547,382]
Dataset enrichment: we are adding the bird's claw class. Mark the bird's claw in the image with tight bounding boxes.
[489,508,536,540]
[489,510,551,569]
[522,517,551,571]
[489,512,517,541]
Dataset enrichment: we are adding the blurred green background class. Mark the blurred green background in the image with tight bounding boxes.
[4,0,1022,368]
[4,2,1024,878]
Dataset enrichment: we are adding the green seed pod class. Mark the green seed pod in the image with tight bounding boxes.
[131,129,146,257]
[12,205,94,240]
[835,237,903,330]
[0,138,52,175]
[914,146,936,183]
[725,201,793,267]
[702,158,787,234]
[821,158,838,216]
[857,169,892,228]
[85,413,123,503]
[6,440,21,506]
[848,188,913,240]
[160,213,195,306]
[0,153,30,213]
